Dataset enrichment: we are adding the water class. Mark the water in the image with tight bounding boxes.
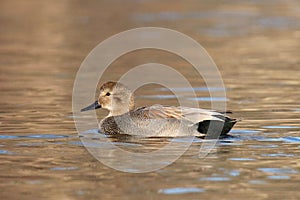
[1,0,300,199]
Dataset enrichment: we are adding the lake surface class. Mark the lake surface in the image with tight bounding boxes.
[1,0,300,199]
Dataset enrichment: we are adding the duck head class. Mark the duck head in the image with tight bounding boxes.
[81,81,135,116]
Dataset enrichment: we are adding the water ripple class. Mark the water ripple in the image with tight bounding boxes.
[249,144,278,148]
[230,130,260,134]
[258,167,298,174]
[200,177,231,181]
[248,180,267,185]
[0,134,69,139]
[50,166,78,171]
[267,175,290,180]
[158,187,204,194]
[261,153,294,157]
[228,158,256,161]
[262,125,300,129]
[0,149,14,155]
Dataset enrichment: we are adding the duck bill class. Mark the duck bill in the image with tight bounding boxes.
[81,101,101,112]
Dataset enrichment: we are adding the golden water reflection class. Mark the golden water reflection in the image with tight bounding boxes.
[0,0,300,199]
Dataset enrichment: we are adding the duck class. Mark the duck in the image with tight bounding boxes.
[81,81,237,138]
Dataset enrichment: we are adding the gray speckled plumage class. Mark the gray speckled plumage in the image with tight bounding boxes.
[81,82,238,137]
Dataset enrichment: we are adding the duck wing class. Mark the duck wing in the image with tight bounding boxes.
[135,105,237,136]
[139,104,227,124]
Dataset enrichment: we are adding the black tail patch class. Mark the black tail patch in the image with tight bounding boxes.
[197,118,237,139]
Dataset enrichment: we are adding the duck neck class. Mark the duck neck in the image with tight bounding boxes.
[108,95,135,116]
[109,109,129,117]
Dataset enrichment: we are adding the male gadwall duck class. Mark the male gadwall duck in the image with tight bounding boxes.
[81,81,237,137]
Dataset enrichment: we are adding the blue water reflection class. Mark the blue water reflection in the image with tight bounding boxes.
[158,187,205,194]
[200,177,231,181]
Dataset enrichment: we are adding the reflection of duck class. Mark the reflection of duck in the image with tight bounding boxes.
[81,81,237,137]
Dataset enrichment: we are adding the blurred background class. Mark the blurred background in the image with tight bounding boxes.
[0,0,300,199]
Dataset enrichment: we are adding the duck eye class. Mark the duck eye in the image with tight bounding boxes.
[106,92,111,96]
